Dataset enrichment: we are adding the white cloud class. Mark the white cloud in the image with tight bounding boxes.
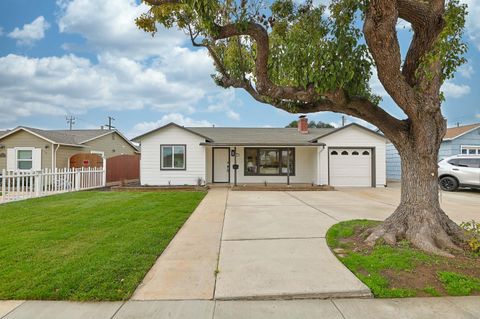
[0,54,204,123]
[205,90,242,120]
[57,0,185,59]
[462,0,480,50]
[227,110,240,120]
[442,81,471,98]
[396,19,411,31]
[8,16,50,45]
[369,68,389,98]
[458,63,474,78]
[0,0,237,124]
[130,113,213,137]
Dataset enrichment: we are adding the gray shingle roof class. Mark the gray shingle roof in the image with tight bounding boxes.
[1,127,137,150]
[189,127,335,145]
[0,130,7,138]
[132,122,385,145]
[17,127,111,146]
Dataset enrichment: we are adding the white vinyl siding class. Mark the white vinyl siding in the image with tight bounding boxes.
[139,126,206,186]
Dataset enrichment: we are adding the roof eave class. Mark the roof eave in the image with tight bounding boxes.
[309,123,386,142]
[132,122,213,143]
[200,142,326,146]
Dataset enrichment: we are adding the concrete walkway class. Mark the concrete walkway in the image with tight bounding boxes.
[131,188,228,300]
[2,297,479,319]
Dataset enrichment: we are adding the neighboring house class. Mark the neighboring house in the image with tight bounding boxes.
[132,117,387,187]
[387,123,480,181]
[0,127,138,172]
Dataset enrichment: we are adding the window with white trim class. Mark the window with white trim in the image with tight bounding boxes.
[17,149,33,170]
[460,146,480,155]
[161,145,186,170]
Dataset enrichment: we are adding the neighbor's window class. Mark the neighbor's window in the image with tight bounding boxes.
[461,146,480,155]
[161,145,185,169]
[17,149,33,170]
[245,148,295,176]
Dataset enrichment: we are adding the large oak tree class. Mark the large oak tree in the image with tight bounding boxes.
[137,0,468,256]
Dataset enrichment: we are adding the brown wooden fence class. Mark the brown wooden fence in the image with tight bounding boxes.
[106,155,140,184]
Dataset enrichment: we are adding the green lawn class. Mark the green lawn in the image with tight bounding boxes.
[326,220,480,298]
[0,190,206,301]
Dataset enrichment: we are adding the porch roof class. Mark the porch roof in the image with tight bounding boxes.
[200,142,325,147]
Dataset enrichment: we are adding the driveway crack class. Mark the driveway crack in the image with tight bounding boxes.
[285,192,339,221]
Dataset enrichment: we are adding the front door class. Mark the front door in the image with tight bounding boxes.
[213,148,230,183]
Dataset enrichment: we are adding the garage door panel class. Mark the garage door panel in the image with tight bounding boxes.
[329,148,372,187]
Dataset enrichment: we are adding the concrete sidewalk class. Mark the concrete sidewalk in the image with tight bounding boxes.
[131,188,228,300]
[2,297,479,319]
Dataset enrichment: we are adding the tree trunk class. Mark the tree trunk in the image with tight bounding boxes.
[365,117,464,257]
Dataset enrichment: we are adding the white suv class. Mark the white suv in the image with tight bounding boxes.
[438,155,480,191]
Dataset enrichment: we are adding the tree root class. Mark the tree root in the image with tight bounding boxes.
[363,205,465,257]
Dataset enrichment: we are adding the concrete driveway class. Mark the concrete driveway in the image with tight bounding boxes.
[133,185,479,301]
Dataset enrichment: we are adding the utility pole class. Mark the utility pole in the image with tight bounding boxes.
[105,116,115,130]
[66,116,76,130]
[341,115,346,127]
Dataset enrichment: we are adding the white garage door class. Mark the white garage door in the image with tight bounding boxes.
[329,148,372,187]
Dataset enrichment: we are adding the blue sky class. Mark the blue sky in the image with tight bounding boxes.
[0,0,479,138]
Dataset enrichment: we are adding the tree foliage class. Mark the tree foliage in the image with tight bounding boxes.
[285,120,334,128]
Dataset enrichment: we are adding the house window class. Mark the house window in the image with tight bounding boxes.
[17,149,33,170]
[330,151,338,155]
[460,146,480,155]
[244,148,295,176]
[161,145,186,170]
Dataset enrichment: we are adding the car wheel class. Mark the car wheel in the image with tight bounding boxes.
[440,176,459,191]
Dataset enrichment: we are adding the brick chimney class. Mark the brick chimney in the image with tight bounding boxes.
[298,115,309,134]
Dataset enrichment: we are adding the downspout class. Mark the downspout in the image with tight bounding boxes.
[53,144,60,171]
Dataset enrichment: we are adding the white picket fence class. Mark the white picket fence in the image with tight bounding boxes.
[0,167,106,203]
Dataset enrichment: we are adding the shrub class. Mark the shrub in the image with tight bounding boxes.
[460,220,480,253]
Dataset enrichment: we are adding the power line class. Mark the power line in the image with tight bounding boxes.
[104,116,115,130]
[66,116,76,130]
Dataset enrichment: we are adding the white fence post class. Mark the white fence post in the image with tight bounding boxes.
[1,169,5,203]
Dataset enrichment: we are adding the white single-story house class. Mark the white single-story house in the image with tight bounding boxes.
[132,117,387,187]
[387,122,480,181]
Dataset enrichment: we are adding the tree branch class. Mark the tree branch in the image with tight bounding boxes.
[364,0,419,118]
[142,0,180,5]
[398,0,445,88]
